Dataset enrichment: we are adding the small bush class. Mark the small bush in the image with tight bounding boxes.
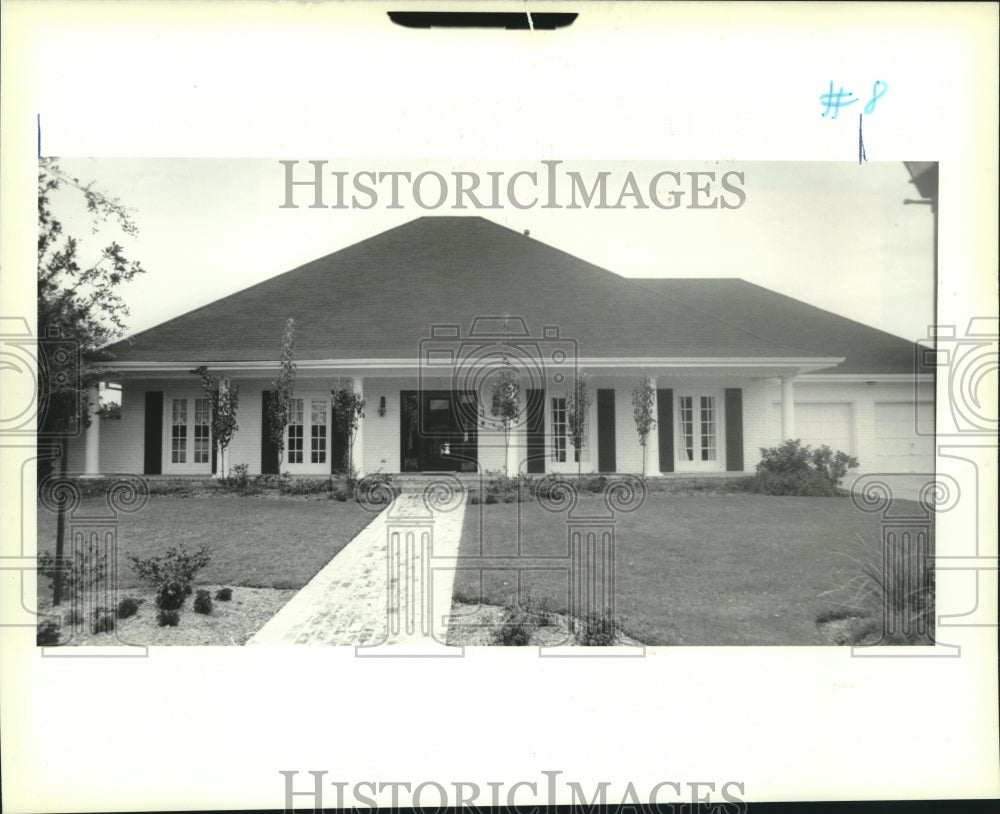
[492,593,550,646]
[279,477,332,496]
[157,609,180,627]
[748,439,858,496]
[155,581,187,611]
[127,544,212,596]
[193,590,213,615]
[37,621,61,646]
[91,607,115,634]
[215,587,233,601]
[117,597,141,619]
[63,607,84,626]
[575,608,621,646]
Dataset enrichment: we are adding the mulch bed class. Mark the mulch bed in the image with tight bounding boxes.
[36,585,297,646]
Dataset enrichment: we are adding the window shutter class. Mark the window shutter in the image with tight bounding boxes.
[261,391,280,475]
[144,391,163,475]
[724,388,744,472]
[656,388,674,473]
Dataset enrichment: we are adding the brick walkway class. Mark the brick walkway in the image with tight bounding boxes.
[247,487,466,649]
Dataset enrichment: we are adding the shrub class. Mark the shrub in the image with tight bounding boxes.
[38,537,108,601]
[127,544,212,596]
[193,590,213,614]
[157,609,180,627]
[91,607,115,634]
[222,463,256,495]
[749,439,858,496]
[117,597,141,619]
[279,477,332,496]
[492,592,549,646]
[215,587,233,601]
[575,608,621,646]
[155,581,187,611]
[37,621,61,646]
[63,607,84,626]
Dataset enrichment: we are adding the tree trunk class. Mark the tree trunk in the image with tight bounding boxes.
[53,433,68,606]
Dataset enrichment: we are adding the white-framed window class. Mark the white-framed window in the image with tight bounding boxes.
[284,394,331,473]
[676,391,723,471]
[165,395,213,473]
[310,399,327,464]
[171,399,188,463]
[548,393,591,471]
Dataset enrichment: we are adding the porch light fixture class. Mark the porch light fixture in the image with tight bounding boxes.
[441,442,451,455]
[378,396,387,417]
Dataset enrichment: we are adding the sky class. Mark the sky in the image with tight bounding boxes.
[52,157,935,344]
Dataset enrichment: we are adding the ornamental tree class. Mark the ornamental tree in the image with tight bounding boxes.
[565,370,592,477]
[331,380,366,478]
[193,366,240,478]
[631,375,656,475]
[268,318,296,467]
[490,356,520,476]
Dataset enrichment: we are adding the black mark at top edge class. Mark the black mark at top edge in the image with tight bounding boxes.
[388,11,578,30]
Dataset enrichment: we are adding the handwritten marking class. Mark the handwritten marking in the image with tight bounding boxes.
[859,114,867,164]
[864,80,888,115]
[820,81,858,119]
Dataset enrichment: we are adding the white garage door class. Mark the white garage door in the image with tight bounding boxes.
[873,402,935,473]
[769,402,854,454]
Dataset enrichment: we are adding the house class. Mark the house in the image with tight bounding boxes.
[68,216,935,478]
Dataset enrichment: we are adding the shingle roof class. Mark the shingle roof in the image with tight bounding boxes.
[104,216,915,371]
[631,278,931,375]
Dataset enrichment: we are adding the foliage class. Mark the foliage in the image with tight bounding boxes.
[492,592,554,645]
[748,439,858,496]
[490,357,520,475]
[91,607,116,634]
[193,366,241,476]
[126,544,212,595]
[155,581,187,611]
[37,158,147,443]
[193,589,213,615]
[823,533,935,645]
[116,597,141,619]
[268,318,297,466]
[564,371,592,475]
[575,608,623,646]
[632,375,656,473]
[37,621,62,646]
[214,587,233,601]
[157,609,180,627]
[38,538,108,601]
[331,379,366,474]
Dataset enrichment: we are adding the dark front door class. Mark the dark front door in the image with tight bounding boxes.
[400,390,478,472]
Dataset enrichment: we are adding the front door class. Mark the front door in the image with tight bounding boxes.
[400,390,478,472]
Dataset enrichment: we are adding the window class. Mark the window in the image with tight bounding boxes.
[551,397,567,462]
[171,399,187,463]
[678,393,718,464]
[310,400,327,464]
[194,398,211,463]
[288,398,304,464]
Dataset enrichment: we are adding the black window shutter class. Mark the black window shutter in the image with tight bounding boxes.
[656,388,674,473]
[526,389,546,474]
[597,389,616,473]
[724,388,744,472]
[144,391,163,475]
[260,390,280,475]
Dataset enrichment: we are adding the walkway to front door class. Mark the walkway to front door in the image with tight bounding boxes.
[247,484,467,648]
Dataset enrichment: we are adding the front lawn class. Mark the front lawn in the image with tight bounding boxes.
[454,494,930,645]
[36,494,376,591]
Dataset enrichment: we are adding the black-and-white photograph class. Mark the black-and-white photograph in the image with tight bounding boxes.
[33,158,937,649]
[2,3,996,813]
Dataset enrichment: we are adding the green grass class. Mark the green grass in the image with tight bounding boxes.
[36,495,376,591]
[455,494,931,645]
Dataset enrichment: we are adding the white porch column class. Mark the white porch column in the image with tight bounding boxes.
[83,383,101,477]
[644,377,660,477]
[781,375,796,440]
[354,377,365,477]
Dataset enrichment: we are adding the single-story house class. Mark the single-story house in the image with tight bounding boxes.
[68,216,935,478]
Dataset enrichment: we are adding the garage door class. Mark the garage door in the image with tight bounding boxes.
[770,402,854,453]
[873,402,935,473]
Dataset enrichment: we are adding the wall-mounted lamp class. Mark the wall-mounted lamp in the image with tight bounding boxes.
[378,396,387,417]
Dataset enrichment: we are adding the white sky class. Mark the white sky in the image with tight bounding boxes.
[54,157,935,343]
